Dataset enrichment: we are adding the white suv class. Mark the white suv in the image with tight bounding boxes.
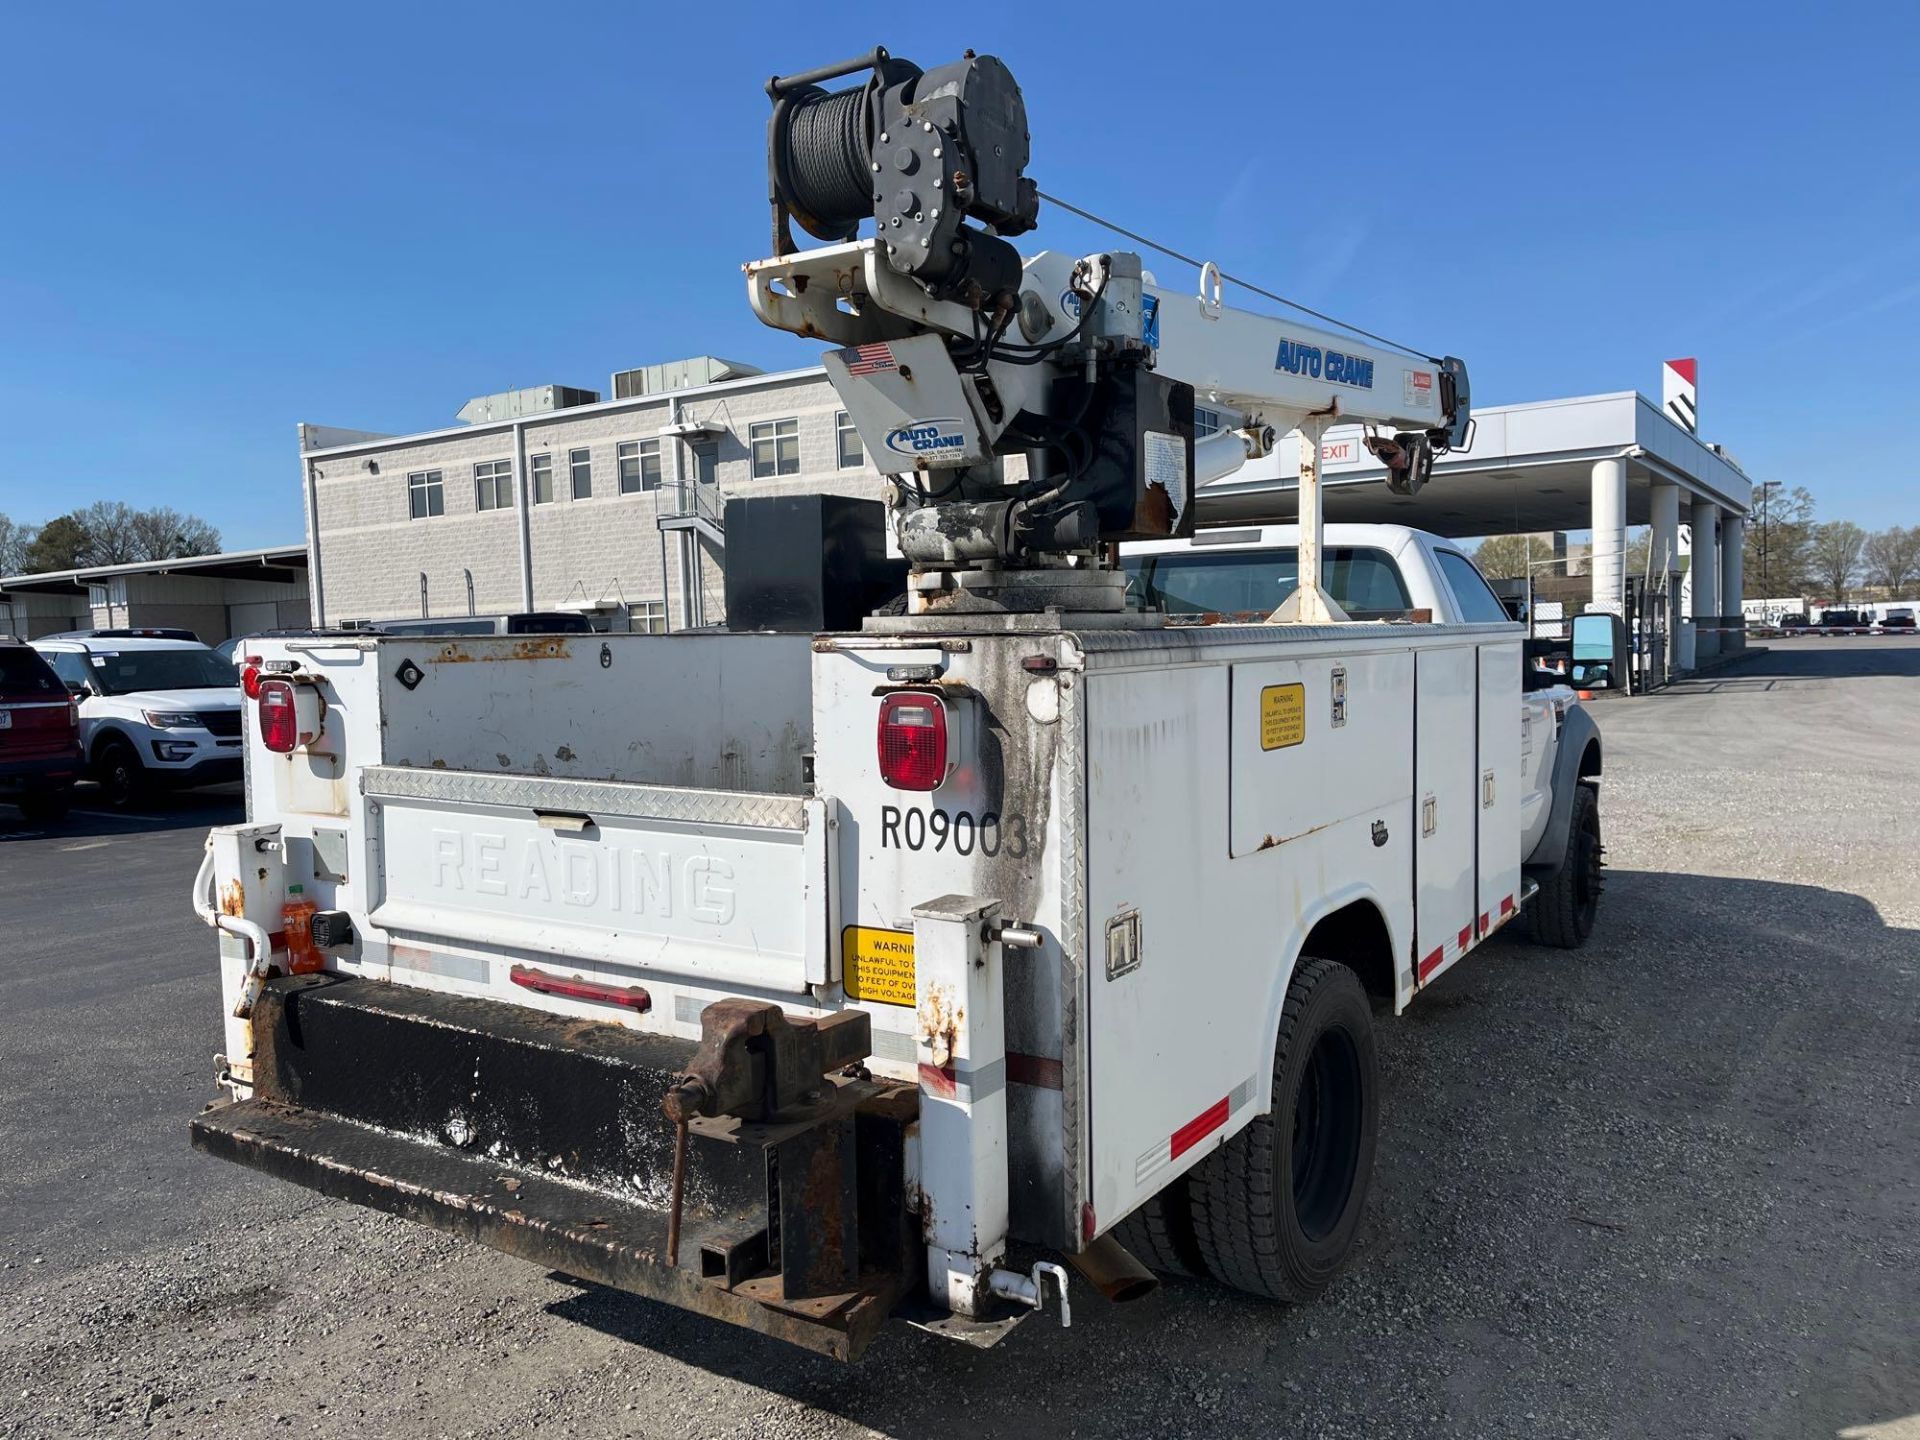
[33,635,243,806]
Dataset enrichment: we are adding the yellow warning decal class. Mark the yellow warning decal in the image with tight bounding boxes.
[842,925,916,1006]
[1260,682,1307,750]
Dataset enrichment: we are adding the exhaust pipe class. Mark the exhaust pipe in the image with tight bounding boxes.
[1063,1233,1159,1304]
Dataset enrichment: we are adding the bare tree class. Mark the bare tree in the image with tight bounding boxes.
[71,500,142,565]
[1809,520,1867,604]
[1863,525,1920,600]
[0,513,34,575]
[1744,483,1816,597]
[130,506,221,560]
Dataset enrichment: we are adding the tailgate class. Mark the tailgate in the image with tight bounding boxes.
[0,698,77,759]
[362,766,834,995]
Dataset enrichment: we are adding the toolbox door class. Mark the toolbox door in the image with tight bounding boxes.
[1414,646,1478,987]
[1476,641,1523,939]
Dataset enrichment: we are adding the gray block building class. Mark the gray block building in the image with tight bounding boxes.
[300,357,882,631]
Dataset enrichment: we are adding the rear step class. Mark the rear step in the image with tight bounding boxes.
[190,975,919,1360]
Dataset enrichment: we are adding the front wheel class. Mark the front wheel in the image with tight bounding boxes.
[93,738,145,809]
[1528,783,1602,949]
[1187,957,1380,1302]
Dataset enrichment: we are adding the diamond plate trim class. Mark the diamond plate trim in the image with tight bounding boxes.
[360,765,809,831]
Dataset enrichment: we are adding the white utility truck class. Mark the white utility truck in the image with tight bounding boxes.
[190,47,1603,1360]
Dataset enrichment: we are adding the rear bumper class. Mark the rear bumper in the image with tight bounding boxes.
[190,975,919,1360]
[0,751,82,794]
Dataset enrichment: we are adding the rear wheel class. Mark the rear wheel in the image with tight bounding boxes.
[1112,1176,1202,1278]
[94,737,144,809]
[1188,957,1379,1302]
[1528,783,1602,949]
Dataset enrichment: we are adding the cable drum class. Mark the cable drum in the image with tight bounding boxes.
[775,83,873,239]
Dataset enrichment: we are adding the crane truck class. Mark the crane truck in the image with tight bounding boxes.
[189,47,1604,1360]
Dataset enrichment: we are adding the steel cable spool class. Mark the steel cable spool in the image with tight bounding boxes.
[773,82,874,240]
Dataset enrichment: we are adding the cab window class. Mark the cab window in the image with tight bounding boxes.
[1123,546,1413,621]
[1433,550,1512,624]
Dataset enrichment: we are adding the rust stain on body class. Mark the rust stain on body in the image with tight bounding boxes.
[219,879,246,917]
[917,983,963,1069]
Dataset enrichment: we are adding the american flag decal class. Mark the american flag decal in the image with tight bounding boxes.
[839,342,897,376]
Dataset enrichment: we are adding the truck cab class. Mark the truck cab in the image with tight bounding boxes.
[1122,523,1515,625]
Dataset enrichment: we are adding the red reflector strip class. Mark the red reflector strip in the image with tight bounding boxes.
[1457,924,1472,950]
[918,1061,958,1099]
[1479,912,1490,935]
[1170,1096,1230,1160]
[1500,894,1516,916]
[1006,1051,1065,1091]
[509,964,652,1012]
[1419,946,1445,981]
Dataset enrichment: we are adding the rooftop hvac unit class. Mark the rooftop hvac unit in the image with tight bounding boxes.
[610,356,764,400]
[456,385,600,425]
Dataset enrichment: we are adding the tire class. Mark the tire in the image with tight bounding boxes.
[93,737,145,809]
[1187,957,1380,1302]
[1528,782,1602,949]
[17,790,71,824]
[1112,1177,1202,1278]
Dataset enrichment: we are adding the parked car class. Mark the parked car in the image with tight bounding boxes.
[0,639,83,822]
[32,635,243,807]
[1881,607,1915,632]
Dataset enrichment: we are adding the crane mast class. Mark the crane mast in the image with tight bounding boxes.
[747,46,1470,627]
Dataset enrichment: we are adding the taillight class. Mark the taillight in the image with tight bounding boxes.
[241,662,262,699]
[257,679,299,753]
[877,690,950,791]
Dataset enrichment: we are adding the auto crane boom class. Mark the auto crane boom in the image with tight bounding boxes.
[747,46,1470,624]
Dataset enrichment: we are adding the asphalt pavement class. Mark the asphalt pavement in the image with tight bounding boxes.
[1,638,1915,1439]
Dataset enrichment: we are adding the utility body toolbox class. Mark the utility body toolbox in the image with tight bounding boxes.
[192,614,1578,1357]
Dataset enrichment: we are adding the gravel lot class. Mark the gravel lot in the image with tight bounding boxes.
[3,637,1915,1440]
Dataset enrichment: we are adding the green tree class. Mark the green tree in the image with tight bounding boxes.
[23,514,91,573]
[1809,520,1867,604]
[1745,483,1816,597]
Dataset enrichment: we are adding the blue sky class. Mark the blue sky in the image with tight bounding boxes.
[2,2,1915,549]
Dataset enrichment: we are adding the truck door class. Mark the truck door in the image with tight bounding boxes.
[1414,646,1477,987]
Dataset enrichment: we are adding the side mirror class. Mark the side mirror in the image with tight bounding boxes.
[63,678,88,697]
[1570,613,1624,689]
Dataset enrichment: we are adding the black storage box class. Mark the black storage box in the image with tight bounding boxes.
[723,494,907,633]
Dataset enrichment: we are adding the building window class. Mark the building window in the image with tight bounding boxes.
[835,411,863,470]
[631,600,667,634]
[474,459,513,511]
[569,448,592,499]
[408,470,444,519]
[530,453,553,505]
[750,418,800,478]
[1193,406,1221,439]
[619,439,663,494]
